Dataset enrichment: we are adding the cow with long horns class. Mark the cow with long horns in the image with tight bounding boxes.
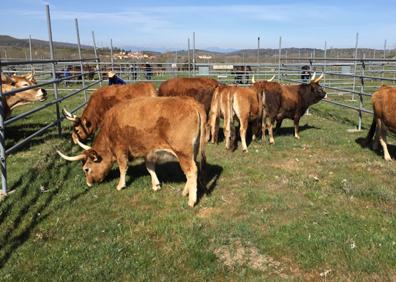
[253,72,326,144]
[58,96,207,207]
[63,82,157,144]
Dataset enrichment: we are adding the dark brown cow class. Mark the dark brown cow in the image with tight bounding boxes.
[58,96,207,207]
[63,82,157,143]
[158,77,220,115]
[253,73,326,144]
[366,85,396,161]
[1,73,47,118]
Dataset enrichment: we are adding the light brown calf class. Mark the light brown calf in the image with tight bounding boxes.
[366,85,396,161]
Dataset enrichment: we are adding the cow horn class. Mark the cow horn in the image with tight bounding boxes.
[76,139,92,150]
[268,74,276,82]
[314,73,324,83]
[251,75,255,83]
[62,108,78,122]
[57,150,86,161]
[310,72,316,82]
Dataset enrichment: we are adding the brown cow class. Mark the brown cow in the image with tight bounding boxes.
[366,85,396,161]
[253,73,326,144]
[63,82,157,143]
[1,73,47,118]
[158,77,219,115]
[58,96,207,207]
[209,85,262,152]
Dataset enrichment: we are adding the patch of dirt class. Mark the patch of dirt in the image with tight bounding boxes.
[214,240,287,278]
[197,207,219,218]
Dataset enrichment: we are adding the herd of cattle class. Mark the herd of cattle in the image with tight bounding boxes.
[1,72,396,206]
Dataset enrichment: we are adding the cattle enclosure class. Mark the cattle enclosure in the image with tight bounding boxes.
[1,5,396,281]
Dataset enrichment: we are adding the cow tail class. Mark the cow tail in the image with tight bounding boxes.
[366,115,377,146]
[197,108,207,190]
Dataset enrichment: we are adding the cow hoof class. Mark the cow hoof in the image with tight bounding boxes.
[188,200,196,207]
[385,156,392,161]
[152,184,161,191]
[242,149,248,153]
[269,139,275,145]
[294,135,300,140]
[116,185,125,191]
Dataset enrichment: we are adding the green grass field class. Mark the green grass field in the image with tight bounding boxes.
[1,82,396,281]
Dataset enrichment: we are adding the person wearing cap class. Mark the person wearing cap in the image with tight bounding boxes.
[108,71,126,85]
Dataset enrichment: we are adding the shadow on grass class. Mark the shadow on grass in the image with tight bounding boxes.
[0,154,88,268]
[355,137,396,159]
[5,122,66,152]
[275,123,320,137]
[103,161,223,203]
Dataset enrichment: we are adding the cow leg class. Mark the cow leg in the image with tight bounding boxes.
[275,118,283,133]
[268,119,275,144]
[116,154,128,191]
[294,117,301,139]
[223,106,232,150]
[373,118,382,151]
[145,157,161,191]
[178,155,198,207]
[240,117,249,152]
[208,108,219,144]
[379,126,392,161]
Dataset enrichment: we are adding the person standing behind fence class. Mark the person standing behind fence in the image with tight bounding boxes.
[301,65,311,83]
[64,66,72,87]
[108,71,126,85]
[130,64,138,80]
[145,63,153,80]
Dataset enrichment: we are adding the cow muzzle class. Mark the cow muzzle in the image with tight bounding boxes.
[37,88,47,101]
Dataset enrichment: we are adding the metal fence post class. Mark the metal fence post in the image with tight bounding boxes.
[324,41,327,86]
[46,5,62,137]
[192,32,196,77]
[187,38,191,77]
[383,39,387,78]
[0,62,7,196]
[257,36,260,78]
[110,38,114,71]
[75,18,87,102]
[278,36,282,81]
[352,32,359,100]
[29,34,34,73]
[358,60,365,131]
[92,31,102,86]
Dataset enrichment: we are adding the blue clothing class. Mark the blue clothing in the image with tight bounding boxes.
[64,69,71,78]
[109,75,126,85]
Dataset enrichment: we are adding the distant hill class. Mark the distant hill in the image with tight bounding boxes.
[0,35,91,49]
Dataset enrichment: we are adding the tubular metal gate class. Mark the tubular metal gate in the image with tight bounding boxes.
[0,5,103,196]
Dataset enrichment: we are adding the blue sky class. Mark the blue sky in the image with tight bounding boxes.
[0,0,395,51]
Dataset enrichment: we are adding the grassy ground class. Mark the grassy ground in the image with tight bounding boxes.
[1,83,396,281]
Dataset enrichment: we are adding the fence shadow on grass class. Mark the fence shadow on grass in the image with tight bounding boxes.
[355,137,396,160]
[0,154,88,269]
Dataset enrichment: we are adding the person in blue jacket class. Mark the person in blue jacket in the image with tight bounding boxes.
[108,71,126,85]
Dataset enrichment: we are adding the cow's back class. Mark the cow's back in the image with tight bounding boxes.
[102,96,203,156]
[158,77,219,114]
[372,85,396,132]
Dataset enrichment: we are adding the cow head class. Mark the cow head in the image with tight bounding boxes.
[307,72,326,103]
[57,141,113,187]
[6,73,47,108]
[62,108,93,143]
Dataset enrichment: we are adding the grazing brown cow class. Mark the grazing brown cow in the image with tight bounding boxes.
[63,82,157,143]
[158,77,219,115]
[1,73,47,118]
[58,96,207,207]
[253,73,326,144]
[209,85,262,152]
[366,85,396,161]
